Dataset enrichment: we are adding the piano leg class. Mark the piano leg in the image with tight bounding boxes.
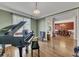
[26,46,28,54]
[0,44,5,56]
[18,47,22,57]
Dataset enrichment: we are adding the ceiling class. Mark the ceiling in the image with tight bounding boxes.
[0,2,79,19]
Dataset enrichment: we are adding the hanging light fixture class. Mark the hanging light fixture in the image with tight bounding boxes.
[33,2,40,15]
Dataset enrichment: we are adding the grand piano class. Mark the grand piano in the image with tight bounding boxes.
[0,21,34,57]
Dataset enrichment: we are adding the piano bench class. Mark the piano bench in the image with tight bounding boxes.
[31,41,40,57]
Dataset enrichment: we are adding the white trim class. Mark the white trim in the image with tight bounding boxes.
[54,18,74,23]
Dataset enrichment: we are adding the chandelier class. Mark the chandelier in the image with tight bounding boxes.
[33,2,40,15]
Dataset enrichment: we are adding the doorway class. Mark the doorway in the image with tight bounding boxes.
[52,20,75,56]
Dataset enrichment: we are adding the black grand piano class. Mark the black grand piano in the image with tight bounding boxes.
[0,21,34,57]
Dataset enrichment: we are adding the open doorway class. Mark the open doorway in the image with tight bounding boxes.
[52,19,75,56]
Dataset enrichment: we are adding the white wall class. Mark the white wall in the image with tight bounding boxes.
[54,9,77,21]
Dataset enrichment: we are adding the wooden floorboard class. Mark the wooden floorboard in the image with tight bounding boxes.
[0,35,75,57]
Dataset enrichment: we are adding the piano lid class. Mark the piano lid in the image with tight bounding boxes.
[0,21,26,36]
[0,25,14,35]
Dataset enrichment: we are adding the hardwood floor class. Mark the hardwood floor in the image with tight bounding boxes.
[31,36,75,57]
[0,36,75,57]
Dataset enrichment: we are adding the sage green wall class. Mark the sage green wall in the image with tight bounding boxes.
[31,19,38,36]
[0,10,12,29]
[0,9,38,37]
[37,18,47,41]
[37,18,47,36]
